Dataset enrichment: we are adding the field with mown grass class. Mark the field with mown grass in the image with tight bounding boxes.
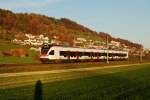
[0,64,150,100]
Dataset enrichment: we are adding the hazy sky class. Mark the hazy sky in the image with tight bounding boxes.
[0,0,150,48]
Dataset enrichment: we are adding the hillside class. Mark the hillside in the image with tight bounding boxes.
[0,9,100,45]
[0,8,142,49]
[99,32,142,49]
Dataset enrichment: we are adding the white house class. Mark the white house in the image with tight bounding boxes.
[13,34,49,46]
[77,38,87,42]
[110,40,120,47]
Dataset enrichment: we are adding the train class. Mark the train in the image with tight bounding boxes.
[40,44,128,63]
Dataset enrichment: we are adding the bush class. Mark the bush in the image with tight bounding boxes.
[0,33,14,41]
[2,48,27,57]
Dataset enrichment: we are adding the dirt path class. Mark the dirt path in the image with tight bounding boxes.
[0,63,149,78]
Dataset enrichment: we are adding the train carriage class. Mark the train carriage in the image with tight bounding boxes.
[40,44,128,63]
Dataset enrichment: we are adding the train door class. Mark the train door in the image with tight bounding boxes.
[90,52,93,60]
[97,53,100,60]
[67,51,70,60]
[77,51,79,60]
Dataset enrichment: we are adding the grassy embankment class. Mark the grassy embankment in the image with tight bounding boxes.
[0,64,150,100]
[0,40,41,64]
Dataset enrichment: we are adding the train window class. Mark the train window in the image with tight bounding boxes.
[70,52,76,57]
[84,52,90,56]
[92,53,95,57]
[60,51,67,57]
[41,45,50,54]
[109,53,113,57]
[79,52,83,57]
[96,53,100,57]
[95,53,98,57]
[101,53,107,56]
[89,52,93,57]
[74,52,77,57]
[41,44,54,54]
[49,50,54,55]
[93,53,97,57]
[98,53,101,56]
[60,51,64,56]
[122,54,125,56]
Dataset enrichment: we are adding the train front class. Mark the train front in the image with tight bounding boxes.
[40,44,54,63]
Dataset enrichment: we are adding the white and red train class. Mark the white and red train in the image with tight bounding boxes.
[40,44,128,63]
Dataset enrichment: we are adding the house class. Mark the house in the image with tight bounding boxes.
[76,38,87,42]
[13,34,49,46]
[110,40,120,47]
[51,39,61,45]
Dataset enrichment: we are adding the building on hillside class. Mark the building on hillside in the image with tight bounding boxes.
[73,37,87,47]
[76,38,87,42]
[12,39,24,45]
[110,40,120,47]
[13,34,49,46]
[25,34,35,39]
[51,39,61,45]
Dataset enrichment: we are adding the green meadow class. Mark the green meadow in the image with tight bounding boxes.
[0,40,40,64]
[0,64,150,100]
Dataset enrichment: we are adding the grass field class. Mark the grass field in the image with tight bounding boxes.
[0,40,41,64]
[0,64,150,100]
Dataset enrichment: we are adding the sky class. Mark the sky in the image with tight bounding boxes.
[0,0,150,48]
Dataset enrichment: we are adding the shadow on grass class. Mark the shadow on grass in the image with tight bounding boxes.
[34,80,43,100]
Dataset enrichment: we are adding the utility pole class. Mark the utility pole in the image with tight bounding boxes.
[106,35,109,64]
[140,47,143,63]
